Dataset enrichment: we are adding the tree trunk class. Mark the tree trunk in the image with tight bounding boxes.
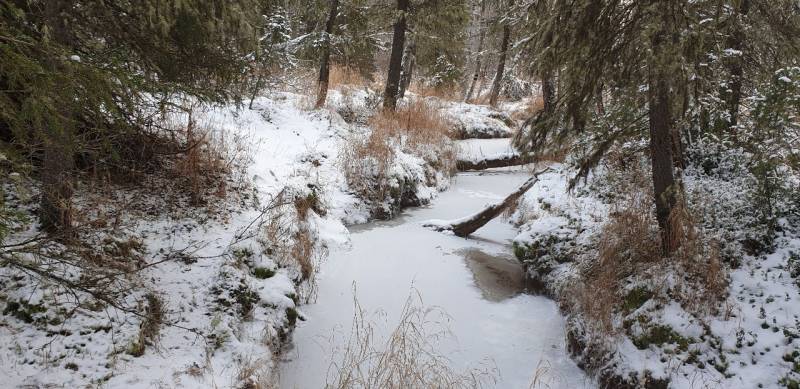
[315,0,340,109]
[383,0,409,111]
[398,36,416,100]
[464,0,487,102]
[595,82,605,115]
[425,169,548,237]
[648,15,680,256]
[39,2,74,235]
[542,70,555,115]
[40,132,74,234]
[488,23,511,107]
[719,0,750,135]
[456,154,527,171]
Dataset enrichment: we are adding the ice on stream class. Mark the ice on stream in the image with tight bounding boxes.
[280,169,593,388]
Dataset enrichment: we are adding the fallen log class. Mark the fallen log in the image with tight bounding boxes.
[456,154,529,171]
[424,168,550,237]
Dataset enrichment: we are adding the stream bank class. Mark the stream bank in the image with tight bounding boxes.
[279,164,594,388]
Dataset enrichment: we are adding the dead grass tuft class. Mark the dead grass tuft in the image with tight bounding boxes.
[292,229,315,281]
[326,289,497,388]
[509,96,545,122]
[128,292,165,357]
[235,354,274,389]
[329,65,370,89]
[340,99,457,208]
[576,159,729,334]
[578,178,661,334]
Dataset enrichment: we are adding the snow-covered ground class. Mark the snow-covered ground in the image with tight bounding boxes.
[442,101,516,139]
[510,162,800,388]
[1,91,525,388]
[457,138,520,163]
[0,93,362,388]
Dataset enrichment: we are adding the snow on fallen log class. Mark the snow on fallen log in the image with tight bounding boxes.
[456,154,528,171]
[424,168,551,237]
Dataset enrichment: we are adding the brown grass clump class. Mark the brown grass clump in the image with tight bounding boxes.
[340,99,457,207]
[235,355,274,389]
[578,179,662,334]
[171,112,236,206]
[409,83,461,100]
[128,292,165,357]
[575,159,730,335]
[367,99,456,158]
[292,229,315,281]
[509,96,545,122]
[666,198,728,315]
[329,65,369,89]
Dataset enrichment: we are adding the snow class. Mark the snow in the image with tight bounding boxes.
[510,155,800,388]
[280,168,593,389]
[441,101,516,139]
[0,92,363,387]
[457,138,519,162]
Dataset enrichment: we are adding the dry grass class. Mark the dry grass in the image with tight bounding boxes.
[578,178,662,334]
[576,159,729,334]
[326,289,497,389]
[128,292,165,357]
[329,65,370,89]
[509,96,545,122]
[235,354,275,389]
[667,199,728,315]
[160,106,254,209]
[340,99,457,207]
[257,186,326,291]
[409,83,461,100]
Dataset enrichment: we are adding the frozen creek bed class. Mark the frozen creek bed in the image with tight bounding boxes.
[279,165,594,388]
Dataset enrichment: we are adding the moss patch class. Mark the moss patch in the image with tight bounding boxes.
[633,324,692,351]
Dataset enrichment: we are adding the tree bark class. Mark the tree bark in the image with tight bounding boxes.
[398,36,416,100]
[425,169,548,237]
[542,70,555,115]
[40,132,74,234]
[648,12,680,256]
[456,154,527,171]
[718,0,750,135]
[39,2,74,235]
[383,0,409,111]
[488,23,511,107]
[315,0,340,109]
[464,0,487,102]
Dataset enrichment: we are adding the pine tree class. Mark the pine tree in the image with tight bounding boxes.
[0,0,263,233]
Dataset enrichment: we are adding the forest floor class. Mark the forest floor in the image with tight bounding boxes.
[511,161,800,388]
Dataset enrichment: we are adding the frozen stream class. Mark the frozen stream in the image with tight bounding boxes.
[280,163,592,388]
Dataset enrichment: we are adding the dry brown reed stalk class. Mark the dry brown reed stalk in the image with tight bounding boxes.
[326,288,497,389]
[329,65,369,89]
[408,83,461,100]
[510,96,545,122]
[576,162,662,334]
[167,108,253,208]
[528,359,554,389]
[667,197,729,315]
[340,99,457,204]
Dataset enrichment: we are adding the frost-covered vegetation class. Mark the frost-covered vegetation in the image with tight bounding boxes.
[2,0,800,388]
